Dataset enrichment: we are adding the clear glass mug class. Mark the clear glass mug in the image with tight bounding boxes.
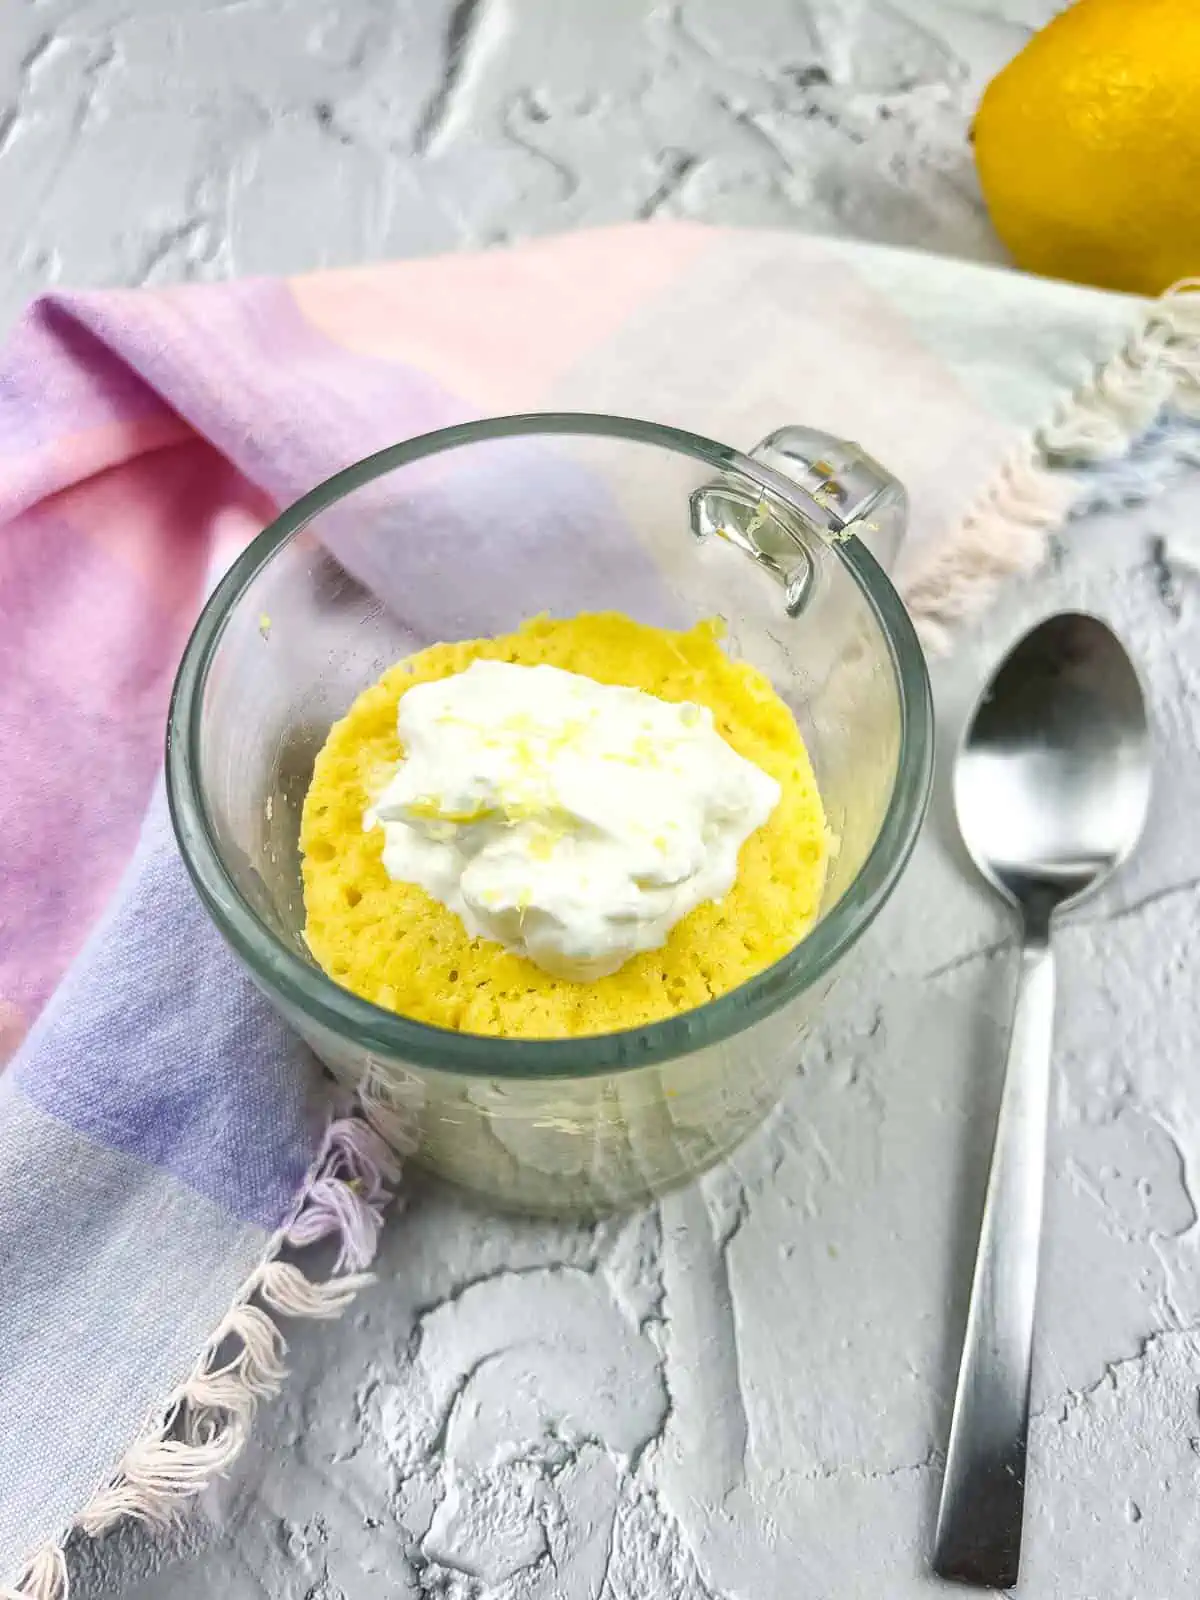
[167,415,933,1214]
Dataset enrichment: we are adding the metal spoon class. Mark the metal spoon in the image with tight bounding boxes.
[933,612,1152,1589]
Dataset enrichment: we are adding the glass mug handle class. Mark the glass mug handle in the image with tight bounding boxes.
[690,426,907,615]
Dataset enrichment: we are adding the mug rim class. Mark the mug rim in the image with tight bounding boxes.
[166,411,934,1080]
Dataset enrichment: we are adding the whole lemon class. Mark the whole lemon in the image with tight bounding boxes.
[974,0,1200,296]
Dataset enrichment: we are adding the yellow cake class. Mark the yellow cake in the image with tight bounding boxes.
[300,613,829,1038]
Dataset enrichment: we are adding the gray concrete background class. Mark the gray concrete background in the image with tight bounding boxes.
[1,0,1065,332]
[12,3,1200,1599]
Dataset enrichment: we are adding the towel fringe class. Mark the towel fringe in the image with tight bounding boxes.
[0,1547,68,1600]
[6,1109,403,1599]
[902,280,1200,654]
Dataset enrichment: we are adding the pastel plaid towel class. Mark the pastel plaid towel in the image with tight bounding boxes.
[1,224,1197,1597]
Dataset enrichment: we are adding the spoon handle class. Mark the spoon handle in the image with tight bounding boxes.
[933,936,1056,1589]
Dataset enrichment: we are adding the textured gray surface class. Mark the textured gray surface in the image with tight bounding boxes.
[12,2,1200,1597]
[1,0,1063,329]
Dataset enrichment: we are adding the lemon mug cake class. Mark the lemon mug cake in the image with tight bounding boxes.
[301,612,830,1038]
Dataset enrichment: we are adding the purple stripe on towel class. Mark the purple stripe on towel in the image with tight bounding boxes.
[13,797,325,1230]
[51,279,472,505]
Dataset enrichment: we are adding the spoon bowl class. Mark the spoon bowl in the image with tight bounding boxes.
[934,612,1151,1589]
[954,612,1151,923]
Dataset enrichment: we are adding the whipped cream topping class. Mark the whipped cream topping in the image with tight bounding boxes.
[365,660,781,981]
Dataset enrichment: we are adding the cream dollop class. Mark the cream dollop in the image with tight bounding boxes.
[365,660,780,980]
